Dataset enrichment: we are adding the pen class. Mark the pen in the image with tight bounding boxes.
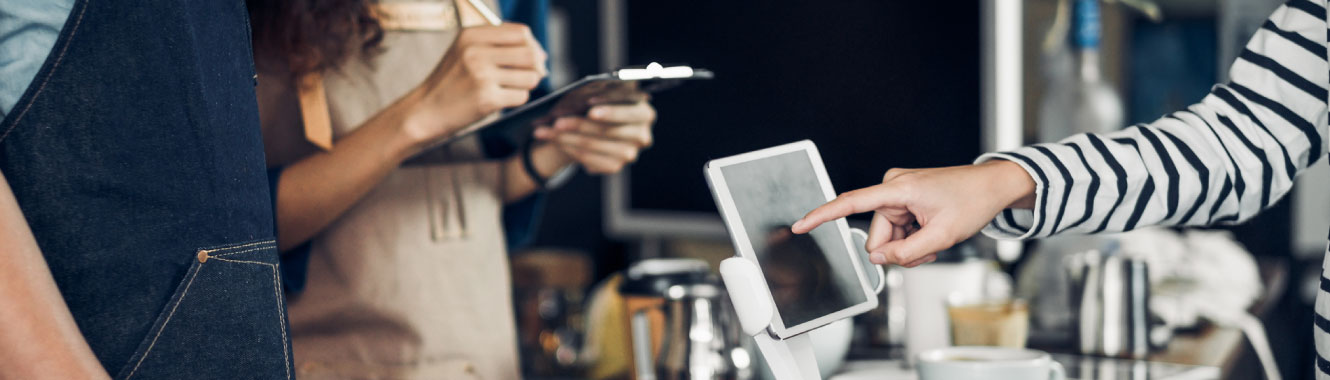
[466,0,504,26]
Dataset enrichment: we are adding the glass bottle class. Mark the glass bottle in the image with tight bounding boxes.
[1038,0,1124,143]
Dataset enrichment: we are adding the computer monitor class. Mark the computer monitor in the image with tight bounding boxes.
[604,1,988,239]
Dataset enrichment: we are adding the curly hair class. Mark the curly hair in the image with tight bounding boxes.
[246,0,385,77]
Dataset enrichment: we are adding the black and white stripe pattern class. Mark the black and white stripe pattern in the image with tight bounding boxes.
[977,1,1330,376]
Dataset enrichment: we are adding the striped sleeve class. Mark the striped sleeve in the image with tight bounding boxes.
[979,0,1330,240]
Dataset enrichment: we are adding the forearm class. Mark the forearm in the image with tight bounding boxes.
[275,97,426,251]
[0,173,109,379]
[980,2,1328,240]
[980,102,1300,240]
[502,143,574,203]
[986,160,1037,210]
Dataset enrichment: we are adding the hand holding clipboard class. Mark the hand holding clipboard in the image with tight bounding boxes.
[409,62,713,163]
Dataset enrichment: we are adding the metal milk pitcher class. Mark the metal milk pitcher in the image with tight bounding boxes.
[1067,251,1151,359]
[654,283,747,380]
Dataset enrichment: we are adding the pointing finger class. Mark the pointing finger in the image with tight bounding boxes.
[793,185,898,234]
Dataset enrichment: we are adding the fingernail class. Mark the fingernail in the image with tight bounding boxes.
[790,219,805,231]
[533,128,550,139]
[588,97,604,105]
[870,253,887,264]
[590,107,608,119]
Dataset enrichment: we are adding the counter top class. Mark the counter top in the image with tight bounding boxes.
[831,354,1219,380]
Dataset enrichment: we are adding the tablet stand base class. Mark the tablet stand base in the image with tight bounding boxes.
[720,257,822,380]
[754,332,820,380]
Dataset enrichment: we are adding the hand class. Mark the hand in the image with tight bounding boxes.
[404,23,547,145]
[790,160,1036,267]
[532,94,656,174]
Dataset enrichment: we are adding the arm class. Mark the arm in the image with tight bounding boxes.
[795,1,1328,266]
[0,171,109,379]
[274,24,547,251]
[978,0,1327,239]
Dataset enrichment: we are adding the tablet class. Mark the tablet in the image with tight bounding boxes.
[410,63,712,162]
[704,140,878,338]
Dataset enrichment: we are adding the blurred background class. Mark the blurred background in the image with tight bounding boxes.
[507,0,1330,379]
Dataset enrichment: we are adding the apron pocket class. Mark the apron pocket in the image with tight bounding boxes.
[115,239,292,380]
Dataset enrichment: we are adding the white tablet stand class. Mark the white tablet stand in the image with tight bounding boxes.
[719,229,885,380]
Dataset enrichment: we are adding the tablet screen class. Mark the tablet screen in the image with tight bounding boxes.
[719,150,867,328]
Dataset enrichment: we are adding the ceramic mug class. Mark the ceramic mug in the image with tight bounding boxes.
[917,346,1065,380]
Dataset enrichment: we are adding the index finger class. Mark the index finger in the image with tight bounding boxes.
[562,117,653,146]
[791,185,888,234]
[515,24,549,75]
[588,102,656,124]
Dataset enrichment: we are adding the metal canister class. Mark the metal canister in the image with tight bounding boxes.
[1069,251,1151,359]
[655,283,743,380]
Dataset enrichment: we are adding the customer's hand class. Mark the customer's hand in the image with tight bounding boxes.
[532,94,656,174]
[790,160,1036,267]
[404,23,547,144]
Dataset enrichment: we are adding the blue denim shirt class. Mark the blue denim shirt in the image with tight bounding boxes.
[495,0,551,250]
[0,0,72,118]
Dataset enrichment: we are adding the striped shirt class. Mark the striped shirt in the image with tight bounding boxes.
[976,0,1330,376]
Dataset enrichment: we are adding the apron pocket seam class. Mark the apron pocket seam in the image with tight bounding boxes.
[199,239,276,256]
[207,256,292,379]
[211,243,277,258]
[116,239,289,380]
[122,263,205,379]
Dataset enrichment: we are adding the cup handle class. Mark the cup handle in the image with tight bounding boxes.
[849,228,887,294]
[1048,360,1066,380]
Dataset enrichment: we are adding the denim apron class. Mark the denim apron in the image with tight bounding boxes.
[0,0,291,379]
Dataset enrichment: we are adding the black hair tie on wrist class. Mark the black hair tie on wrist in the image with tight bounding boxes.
[522,138,549,189]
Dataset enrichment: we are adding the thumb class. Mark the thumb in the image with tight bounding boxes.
[871,224,955,267]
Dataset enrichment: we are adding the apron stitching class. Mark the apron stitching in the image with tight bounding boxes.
[449,165,468,238]
[426,166,450,240]
[204,240,276,255]
[209,256,291,379]
[208,257,272,266]
[211,244,277,258]
[270,262,292,379]
[123,261,203,379]
[0,0,89,143]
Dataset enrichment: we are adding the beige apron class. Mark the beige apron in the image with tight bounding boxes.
[256,1,521,378]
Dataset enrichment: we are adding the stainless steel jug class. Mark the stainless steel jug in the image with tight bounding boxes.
[1067,251,1151,359]
[654,282,751,380]
[621,259,716,380]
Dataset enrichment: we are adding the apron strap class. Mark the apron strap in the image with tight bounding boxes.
[297,72,333,151]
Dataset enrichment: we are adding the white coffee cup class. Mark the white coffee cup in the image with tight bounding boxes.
[917,346,1065,380]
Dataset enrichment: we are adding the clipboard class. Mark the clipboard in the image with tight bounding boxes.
[410,63,713,162]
